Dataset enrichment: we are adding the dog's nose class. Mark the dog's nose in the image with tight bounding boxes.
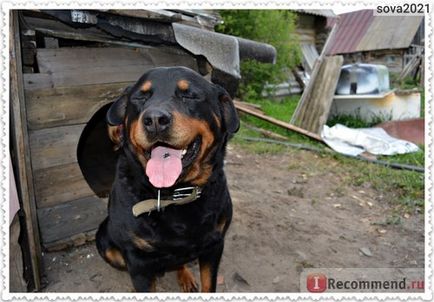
[143,109,172,135]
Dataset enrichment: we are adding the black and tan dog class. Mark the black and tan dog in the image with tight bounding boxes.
[96,67,239,292]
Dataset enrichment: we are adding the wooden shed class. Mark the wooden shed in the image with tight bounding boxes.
[9,9,275,290]
[295,9,336,73]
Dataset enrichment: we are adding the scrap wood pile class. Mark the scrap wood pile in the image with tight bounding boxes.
[398,53,424,83]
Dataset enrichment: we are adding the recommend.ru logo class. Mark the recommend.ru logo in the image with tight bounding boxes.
[306,273,327,292]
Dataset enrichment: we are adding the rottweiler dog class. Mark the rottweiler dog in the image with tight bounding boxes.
[96,66,239,292]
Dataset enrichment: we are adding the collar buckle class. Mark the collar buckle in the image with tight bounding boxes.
[172,186,201,201]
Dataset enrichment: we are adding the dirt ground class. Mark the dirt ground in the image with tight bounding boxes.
[41,145,424,292]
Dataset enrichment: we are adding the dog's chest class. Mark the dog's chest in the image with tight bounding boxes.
[129,204,221,251]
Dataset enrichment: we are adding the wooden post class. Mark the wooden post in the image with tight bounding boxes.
[290,55,344,134]
[9,10,42,291]
[290,21,339,125]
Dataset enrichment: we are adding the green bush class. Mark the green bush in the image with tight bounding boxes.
[216,10,301,101]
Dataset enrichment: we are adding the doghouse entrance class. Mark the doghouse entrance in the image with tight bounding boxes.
[77,104,117,199]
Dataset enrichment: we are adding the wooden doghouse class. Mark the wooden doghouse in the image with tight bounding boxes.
[10,9,275,289]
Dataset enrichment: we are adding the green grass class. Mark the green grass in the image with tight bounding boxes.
[378,148,425,167]
[231,125,287,154]
[327,112,392,128]
[237,95,325,148]
[329,153,424,214]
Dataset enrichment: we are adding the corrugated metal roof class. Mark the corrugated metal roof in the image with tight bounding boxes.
[356,15,423,51]
[327,10,374,54]
[327,10,423,55]
[296,9,336,18]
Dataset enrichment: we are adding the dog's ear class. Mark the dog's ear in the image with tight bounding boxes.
[107,124,123,150]
[215,85,240,134]
[106,86,131,126]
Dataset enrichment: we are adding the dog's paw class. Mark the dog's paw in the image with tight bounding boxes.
[177,266,198,292]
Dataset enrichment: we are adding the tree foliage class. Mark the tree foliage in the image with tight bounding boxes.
[216,10,301,101]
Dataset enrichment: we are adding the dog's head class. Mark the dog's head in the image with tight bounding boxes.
[107,67,239,188]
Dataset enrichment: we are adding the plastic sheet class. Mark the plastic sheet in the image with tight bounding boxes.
[321,124,420,156]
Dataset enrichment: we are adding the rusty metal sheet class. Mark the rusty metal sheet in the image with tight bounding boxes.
[375,118,424,145]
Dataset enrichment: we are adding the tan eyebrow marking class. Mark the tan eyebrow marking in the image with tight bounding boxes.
[141,80,152,92]
[177,80,189,91]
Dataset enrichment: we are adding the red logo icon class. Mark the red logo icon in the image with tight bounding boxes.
[306,273,327,292]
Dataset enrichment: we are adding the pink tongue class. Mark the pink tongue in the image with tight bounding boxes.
[146,146,183,188]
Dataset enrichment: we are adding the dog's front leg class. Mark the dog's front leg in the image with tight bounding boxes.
[127,260,156,292]
[129,271,156,292]
[199,242,224,292]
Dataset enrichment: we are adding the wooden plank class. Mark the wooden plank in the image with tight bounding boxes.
[243,123,288,141]
[233,100,263,115]
[37,47,154,73]
[37,195,107,246]
[33,163,95,208]
[291,56,343,134]
[25,82,129,129]
[36,46,153,88]
[9,11,42,290]
[143,46,198,69]
[29,124,85,170]
[305,56,343,133]
[43,37,59,48]
[234,103,323,142]
[234,99,262,110]
[34,66,150,89]
[23,73,54,90]
[30,46,197,89]
[291,22,339,124]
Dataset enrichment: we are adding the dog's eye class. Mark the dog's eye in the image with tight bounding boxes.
[133,91,152,101]
[182,95,197,101]
[179,93,199,101]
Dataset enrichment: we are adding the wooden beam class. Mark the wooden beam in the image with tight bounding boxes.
[233,100,264,115]
[290,21,339,125]
[242,123,289,141]
[291,56,344,134]
[9,11,42,291]
[234,103,323,142]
